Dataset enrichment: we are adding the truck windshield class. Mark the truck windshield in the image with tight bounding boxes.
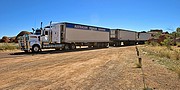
[35,30,41,35]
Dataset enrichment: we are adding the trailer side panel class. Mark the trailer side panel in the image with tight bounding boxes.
[138,33,152,41]
[118,30,136,41]
[65,28,109,43]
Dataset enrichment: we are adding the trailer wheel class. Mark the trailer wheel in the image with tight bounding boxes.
[88,45,92,48]
[70,44,76,50]
[64,44,70,50]
[105,43,109,48]
[32,45,40,53]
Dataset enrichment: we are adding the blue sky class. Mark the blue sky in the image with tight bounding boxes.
[0,0,180,38]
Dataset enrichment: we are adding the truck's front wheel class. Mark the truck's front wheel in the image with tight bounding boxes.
[32,45,40,53]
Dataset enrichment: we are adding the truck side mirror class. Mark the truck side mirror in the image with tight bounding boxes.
[32,28,35,33]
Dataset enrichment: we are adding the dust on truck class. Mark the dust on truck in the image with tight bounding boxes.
[18,22,110,52]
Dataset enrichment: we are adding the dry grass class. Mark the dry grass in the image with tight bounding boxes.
[141,46,180,60]
[174,67,180,79]
[0,46,180,89]
[0,43,19,51]
[135,63,142,68]
[140,45,180,78]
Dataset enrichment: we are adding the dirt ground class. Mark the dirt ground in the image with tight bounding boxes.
[0,46,180,90]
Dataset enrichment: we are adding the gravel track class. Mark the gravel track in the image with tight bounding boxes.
[0,46,179,90]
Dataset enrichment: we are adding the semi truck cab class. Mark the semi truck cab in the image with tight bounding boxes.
[18,23,65,52]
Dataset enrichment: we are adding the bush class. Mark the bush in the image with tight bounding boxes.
[173,50,180,60]
[161,36,172,50]
[149,41,159,46]
[159,49,171,59]
[141,46,180,60]
[0,43,19,51]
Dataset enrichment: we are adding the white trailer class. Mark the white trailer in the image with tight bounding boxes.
[137,32,152,44]
[118,30,137,41]
[110,29,137,46]
[18,22,110,52]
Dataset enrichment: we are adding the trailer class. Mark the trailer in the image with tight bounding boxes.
[137,32,152,44]
[18,22,110,52]
[110,29,137,46]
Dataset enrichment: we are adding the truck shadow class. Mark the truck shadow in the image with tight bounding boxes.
[10,47,109,56]
[10,44,139,56]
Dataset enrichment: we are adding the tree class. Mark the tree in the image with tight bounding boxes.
[161,36,172,50]
[176,27,180,37]
[176,27,180,33]
[154,32,162,39]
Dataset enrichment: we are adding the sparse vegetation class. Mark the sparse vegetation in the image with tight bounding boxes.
[140,45,180,78]
[0,43,19,51]
[149,41,160,46]
[142,46,180,60]
[143,87,153,90]
[160,36,172,50]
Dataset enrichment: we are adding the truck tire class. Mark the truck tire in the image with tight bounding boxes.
[88,45,92,48]
[70,44,76,50]
[105,43,109,48]
[32,45,40,53]
[64,44,70,50]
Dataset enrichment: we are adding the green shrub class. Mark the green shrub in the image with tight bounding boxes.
[144,41,149,45]
[159,49,171,59]
[149,41,159,46]
[161,37,172,50]
[173,50,180,60]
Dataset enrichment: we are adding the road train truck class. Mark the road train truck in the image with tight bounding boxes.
[18,22,110,52]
